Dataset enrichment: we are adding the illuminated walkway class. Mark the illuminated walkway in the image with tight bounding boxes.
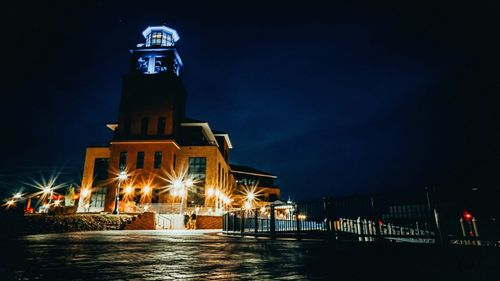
[1,230,498,280]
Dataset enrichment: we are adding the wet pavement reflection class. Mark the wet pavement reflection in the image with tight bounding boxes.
[1,230,325,280]
[2,230,499,280]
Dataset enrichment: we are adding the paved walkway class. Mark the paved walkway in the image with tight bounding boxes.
[1,230,499,280]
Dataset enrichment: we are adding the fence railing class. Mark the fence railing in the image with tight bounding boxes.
[223,192,500,246]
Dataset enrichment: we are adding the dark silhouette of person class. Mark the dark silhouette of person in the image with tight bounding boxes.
[183,213,190,229]
[190,212,197,229]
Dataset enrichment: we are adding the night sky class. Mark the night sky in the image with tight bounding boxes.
[0,1,499,200]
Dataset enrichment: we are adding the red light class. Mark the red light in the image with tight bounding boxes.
[463,210,473,221]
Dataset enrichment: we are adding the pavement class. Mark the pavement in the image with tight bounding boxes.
[1,230,499,280]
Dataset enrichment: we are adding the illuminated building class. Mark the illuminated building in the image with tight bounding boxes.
[78,25,279,213]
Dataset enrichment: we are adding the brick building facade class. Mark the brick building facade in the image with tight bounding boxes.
[78,25,279,214]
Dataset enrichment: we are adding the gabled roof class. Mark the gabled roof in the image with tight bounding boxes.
[230,164,277,178]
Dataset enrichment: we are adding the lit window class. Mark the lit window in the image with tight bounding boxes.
[187,157,206,206]
[146,31,174,47]
[136,57,149,72]
[189,157,206,181]
[154,57,168,72]
[90,187,106,208]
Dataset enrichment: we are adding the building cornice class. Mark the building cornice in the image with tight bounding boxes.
[110,140,181,150]
[231,170,277,179]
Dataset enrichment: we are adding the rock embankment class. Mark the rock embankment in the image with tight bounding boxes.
[23,214,135,234]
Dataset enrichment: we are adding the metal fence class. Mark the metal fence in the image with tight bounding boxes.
[223,190,500,246]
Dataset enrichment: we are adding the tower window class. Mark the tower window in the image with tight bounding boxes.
[146,31,174,47]
[119,152,127,171]
[154,152,162,169]
[136,152,144,169]
[157,117,166,134]
[154,57,168,73]
[141,117,149,135]
[136,57,149,72]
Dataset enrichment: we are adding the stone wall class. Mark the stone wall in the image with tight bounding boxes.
[23,214,134,234]
[196,215,222,229]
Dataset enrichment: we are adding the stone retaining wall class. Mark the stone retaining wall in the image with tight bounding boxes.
[23,214,134,234]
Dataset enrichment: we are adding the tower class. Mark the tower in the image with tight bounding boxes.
[115,25,186,142]
[105,25,188,212]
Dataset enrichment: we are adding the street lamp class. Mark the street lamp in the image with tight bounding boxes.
[246,191,255,201]
[43,186,54,213]
[124,185,133,195]
[172,178,192,215]
[113,171,128,215]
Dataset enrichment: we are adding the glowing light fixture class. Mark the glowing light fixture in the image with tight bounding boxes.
[207,187,215,197]
[118,171,128,181]
[124,186,133,195]
[185,179,193,188]
[13,192,22,199]
[43,186,52,195]
[173,179,182,189]
[243,201,252,210]
[143,185,151,194]
[81,188,90,198]
[246,191,255,201]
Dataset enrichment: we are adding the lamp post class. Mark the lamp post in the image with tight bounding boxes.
[173,178,193,215]
[43,186,53,213]
[113,171,128,215]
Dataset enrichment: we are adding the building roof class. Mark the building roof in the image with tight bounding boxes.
[181,118,233,149]
[214,133,233,149]
[230,164,277,178]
